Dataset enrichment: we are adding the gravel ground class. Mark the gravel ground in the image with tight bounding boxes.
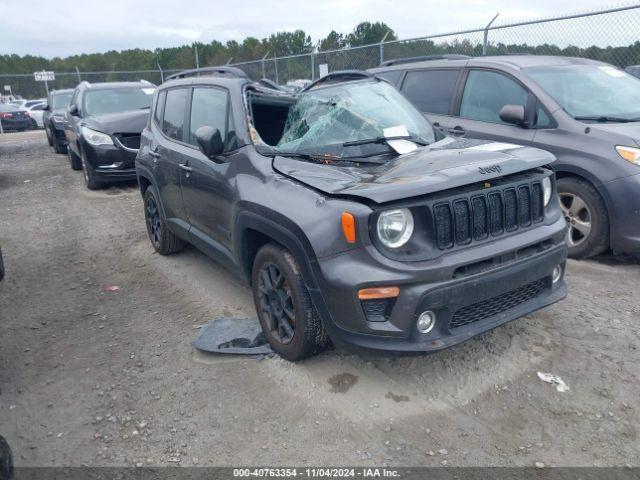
[0,131,639,468]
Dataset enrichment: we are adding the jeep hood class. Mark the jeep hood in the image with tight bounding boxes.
[82,109,149,135]
[273,138,555,203]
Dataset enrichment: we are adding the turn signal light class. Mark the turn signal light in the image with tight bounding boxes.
[358,286,400,300]
[341,212,356,244]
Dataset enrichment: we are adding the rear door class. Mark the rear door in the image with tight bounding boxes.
[448,69,538,144]
[179,86,237,261]
[153,87,191,228]
[64,89,80,152]
[399,68,462,136]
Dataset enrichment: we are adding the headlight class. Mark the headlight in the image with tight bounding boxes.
[542,176,552,206]
[81,126,113,146]
[615,145,640,166]
[376,208,414,249]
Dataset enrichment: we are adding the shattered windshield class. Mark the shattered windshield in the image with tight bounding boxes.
[251,80,435,160]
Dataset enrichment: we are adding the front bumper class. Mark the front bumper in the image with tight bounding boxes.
[603,172,640,254]
[81,139,138,182]
[311,217,567,352]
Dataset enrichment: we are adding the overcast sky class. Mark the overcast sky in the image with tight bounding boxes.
[0,0,624,58]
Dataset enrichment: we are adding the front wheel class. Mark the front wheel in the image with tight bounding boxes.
[80,150,103,190]
[557,177,609,259]
[46,127,53,146]
[67,146,82,170]
[252,243,329,361]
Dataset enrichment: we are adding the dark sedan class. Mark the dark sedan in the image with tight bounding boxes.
[0,103,31,132]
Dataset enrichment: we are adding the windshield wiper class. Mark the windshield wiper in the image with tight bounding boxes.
[574,115,634,123]
[273,151,383,164]
[342,135,429,147]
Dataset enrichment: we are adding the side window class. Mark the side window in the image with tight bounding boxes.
[376,70,403,87]
[402,69,460,114]
[188,87,228,147]
[153,90,166,127]
[162,88,188,141]
[460,70,528,124]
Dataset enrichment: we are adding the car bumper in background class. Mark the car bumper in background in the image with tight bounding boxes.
[604,172,640,254]
[81,139,138,183]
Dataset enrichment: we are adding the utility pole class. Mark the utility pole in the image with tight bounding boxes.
[75,66,81,83]
[261,51,270,79]
[195,45,200,69]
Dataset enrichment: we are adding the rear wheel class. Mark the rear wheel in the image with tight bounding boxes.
[557,177,609,259]
[67,145,82,170]
[143,186,185,255]
[252,243,329,361]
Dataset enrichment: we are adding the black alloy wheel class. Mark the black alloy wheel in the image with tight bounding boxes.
[257,262,296,344]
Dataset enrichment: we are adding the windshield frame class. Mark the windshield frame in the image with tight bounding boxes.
[247,78,436,161]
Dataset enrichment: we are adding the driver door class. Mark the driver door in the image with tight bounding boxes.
[179,86,237,261]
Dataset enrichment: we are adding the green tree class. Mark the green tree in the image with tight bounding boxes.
[347,22,396,47]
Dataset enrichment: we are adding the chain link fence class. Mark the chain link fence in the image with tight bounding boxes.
[2,3,640,98]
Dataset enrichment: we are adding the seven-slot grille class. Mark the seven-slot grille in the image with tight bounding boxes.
[433,181,544,250]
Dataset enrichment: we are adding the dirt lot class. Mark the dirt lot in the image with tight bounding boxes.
[0,131,639,468]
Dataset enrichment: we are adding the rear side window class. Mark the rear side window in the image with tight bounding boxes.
[401,69,460,114]
[188,87,228,146]
[459,70,527,124]
[154,90,166,126]
[162,88,188,141]
[376,70,403,86]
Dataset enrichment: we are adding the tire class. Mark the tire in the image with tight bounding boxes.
[252,243,329,361]
[557,177,609,259]
[67,146,82,171]
[46,127,53,146]
[0,435,13,480]
[53,137,67,155]
[143,186,185,255]
[80,149,104,190]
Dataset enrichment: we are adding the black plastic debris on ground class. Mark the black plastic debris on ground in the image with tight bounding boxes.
[192,317,273,355]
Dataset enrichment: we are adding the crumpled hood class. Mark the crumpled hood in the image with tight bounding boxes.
[273,138,556,203]
[82,109,149,135]
[588,121,640,147]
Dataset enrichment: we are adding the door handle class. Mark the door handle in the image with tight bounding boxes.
[448,126,466,136]
[178,163,193,172]
[149,149,160,158]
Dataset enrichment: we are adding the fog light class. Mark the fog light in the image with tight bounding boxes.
[552,265,563,284]
[417,311,436,334]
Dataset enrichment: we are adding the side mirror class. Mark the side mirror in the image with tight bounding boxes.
[69,104,79,116]
[43,104,50,111]
[195,126,224,159]
[499,104,526,127]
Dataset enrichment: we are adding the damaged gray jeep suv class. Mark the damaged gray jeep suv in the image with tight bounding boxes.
[135,67,567,361]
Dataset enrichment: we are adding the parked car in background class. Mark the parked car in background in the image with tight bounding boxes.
[0,103,31,132]
[25,102,46,128]
[44,89,73,154]
[64,80,154,189]
[625,65,640,79]
[371,55,640,258]
[136,67,567,361]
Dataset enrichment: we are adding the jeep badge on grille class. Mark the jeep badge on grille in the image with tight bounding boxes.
[479,165,502,175]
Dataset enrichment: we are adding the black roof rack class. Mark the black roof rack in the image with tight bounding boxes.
[165,66,249,82]
[302,70,372,91]
[379,54,471,67]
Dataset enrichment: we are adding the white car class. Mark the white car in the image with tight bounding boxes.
[25,102,47,128]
